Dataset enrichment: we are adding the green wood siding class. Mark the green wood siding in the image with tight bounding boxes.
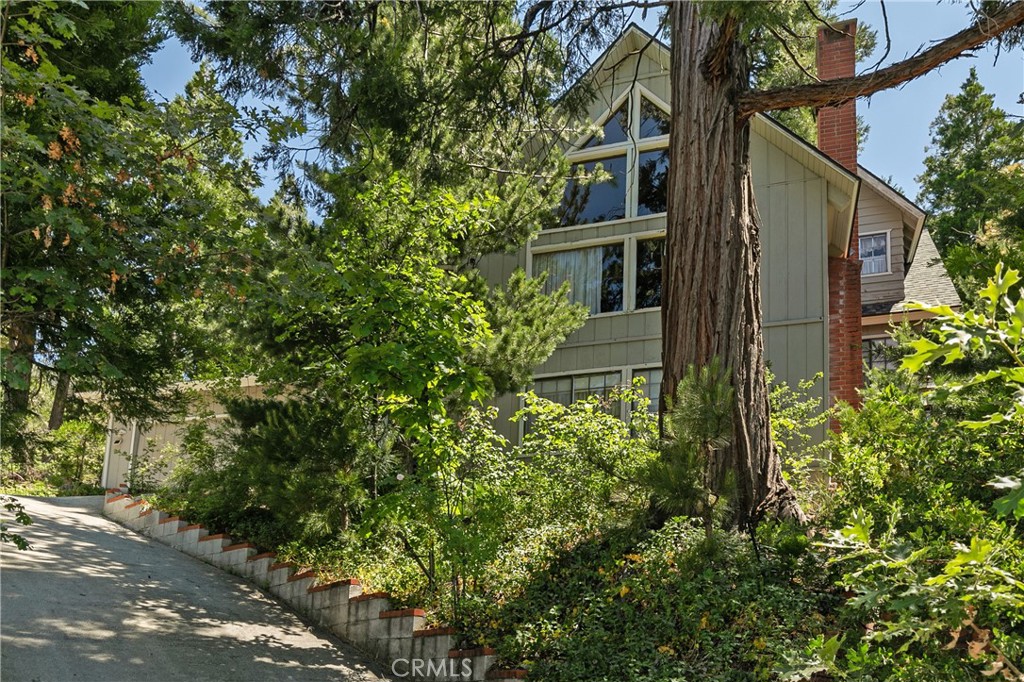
[477,41,831,446]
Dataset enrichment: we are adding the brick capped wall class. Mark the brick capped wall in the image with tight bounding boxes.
[102,490,526,682]
[817,19,864,411]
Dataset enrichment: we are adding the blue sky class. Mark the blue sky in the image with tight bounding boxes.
[142,2,1022,204]
[841,1,1022,198]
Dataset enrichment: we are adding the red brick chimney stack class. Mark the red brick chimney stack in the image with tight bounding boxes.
[816,20,859,174]
[817,19,864,413]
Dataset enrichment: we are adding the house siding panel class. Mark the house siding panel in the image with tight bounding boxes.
[480,43,829,447]
[858,184,906,305]
[102,381,265,489]
[491,392,521,444]
[476,251,525,292]
[754,165,828,445]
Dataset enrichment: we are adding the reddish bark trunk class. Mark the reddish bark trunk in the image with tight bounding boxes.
[661,3,804,528]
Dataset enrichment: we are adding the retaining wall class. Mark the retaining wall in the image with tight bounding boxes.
[102,490,525,682]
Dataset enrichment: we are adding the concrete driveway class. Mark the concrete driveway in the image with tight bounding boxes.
[1,496,388,682]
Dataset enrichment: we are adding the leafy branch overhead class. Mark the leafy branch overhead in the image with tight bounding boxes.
[2,2,261,446]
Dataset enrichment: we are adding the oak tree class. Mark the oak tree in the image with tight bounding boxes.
[1,2,259,459]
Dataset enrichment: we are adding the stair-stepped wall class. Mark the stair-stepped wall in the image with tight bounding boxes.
[102,489,526,682]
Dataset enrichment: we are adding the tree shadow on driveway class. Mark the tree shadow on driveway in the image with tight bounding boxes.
[1,496,390,681]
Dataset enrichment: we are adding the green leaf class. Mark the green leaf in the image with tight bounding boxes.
[901,338,943,373]
[989,473,1024,520]
[818,634,843,666]
[942,537,994,576]
[840,509,874,545]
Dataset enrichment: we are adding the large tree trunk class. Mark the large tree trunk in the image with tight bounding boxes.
[48,370,71,431]
[3,319,35,416]
[661,3,804,529]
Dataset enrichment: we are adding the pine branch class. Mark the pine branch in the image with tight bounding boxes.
[738,1,1024,117]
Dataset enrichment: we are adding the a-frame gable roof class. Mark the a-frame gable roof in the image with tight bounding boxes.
[571,25,860,257]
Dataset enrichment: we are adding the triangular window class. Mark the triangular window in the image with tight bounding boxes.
[582,102,629,148]
[639,97,670,138]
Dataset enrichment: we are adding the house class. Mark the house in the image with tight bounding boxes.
[100,377,265,491]
[478,21,960,446]
[857,167,961,369]
[99,21,960,488]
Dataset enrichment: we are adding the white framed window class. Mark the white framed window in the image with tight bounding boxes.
[522,364,662,440]
[531,234,664,316]
[533,243,624,315]
[533,371,624,418]
[555,86,670,229]
[862,337,899,372]
[859,232,890,276]
[634,237,664,309]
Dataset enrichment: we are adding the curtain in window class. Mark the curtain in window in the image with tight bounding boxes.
[534,247,603,314]
[860,234,888,275]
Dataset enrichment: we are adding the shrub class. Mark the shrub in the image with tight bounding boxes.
[158,397,388,549]
[792,264,1024,681]
[0,419,105,496]
[469,519,831,682]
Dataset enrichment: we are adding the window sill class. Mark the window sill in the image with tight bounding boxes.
[586,307,661,319]
[544,213,667,236]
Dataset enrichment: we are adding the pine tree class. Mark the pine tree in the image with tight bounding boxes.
[917,68,1024,298]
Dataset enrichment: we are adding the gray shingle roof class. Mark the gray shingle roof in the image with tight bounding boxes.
[859,228,962,317]
[892,228,962,312]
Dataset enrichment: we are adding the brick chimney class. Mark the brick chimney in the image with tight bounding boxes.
[817,19,864,413]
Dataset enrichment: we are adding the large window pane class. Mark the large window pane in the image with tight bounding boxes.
[634,238,663,309]
[637,148,669,216]
[534,247,602,314]
[559,156,627,226]
[534,244,624,315]
[530,372,623,427]
[582,103,629,148]
[601,243,624,313]
[639,98,670,138]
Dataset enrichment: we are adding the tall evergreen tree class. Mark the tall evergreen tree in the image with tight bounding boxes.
[917,68,1024,298]
[167,1,591,403]
[658,2,1023,526]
